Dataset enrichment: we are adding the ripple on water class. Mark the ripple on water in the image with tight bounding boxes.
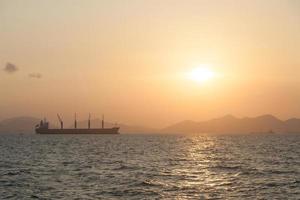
[0,134,299,199]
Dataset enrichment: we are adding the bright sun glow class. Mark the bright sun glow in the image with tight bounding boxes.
[186,65,216,83]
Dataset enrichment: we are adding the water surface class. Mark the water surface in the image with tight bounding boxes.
[0,134,299,199]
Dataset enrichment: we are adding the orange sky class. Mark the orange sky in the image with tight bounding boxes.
[0,0,300,127]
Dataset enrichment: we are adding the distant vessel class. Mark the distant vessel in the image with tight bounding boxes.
[35,114,120,134]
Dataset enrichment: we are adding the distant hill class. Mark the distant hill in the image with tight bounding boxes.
[1,114,300,134]
[162,115,300,134]
[0,116,40,134]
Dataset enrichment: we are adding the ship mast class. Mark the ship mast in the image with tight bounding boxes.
[74,113,77,129]
[102,114,104,129]
[57,114,63,129]
[88,113,91,129]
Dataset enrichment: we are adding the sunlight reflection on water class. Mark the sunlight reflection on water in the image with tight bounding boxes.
[0,134,299,199]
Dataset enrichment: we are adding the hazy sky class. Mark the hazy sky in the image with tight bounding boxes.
[1,0,300,127]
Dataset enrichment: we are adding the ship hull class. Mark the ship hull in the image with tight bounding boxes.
[36,127,120,134]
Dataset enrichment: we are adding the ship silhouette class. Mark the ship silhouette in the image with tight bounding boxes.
[35,114,119,134]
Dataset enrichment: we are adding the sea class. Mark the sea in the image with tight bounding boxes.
[0,134,299,199]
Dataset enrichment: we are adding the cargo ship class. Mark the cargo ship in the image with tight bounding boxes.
[35,114,120,134]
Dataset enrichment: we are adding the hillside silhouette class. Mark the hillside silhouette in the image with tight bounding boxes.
[1,114,300,134]
[162,114,300,134]
[0,116,40,134]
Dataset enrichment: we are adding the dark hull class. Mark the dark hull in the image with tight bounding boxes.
[36,127,120,134]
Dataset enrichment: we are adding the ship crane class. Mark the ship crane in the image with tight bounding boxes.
[74,113,77,129]
[88,113,91,129]
[57,114,64,129]
[102,114,104,129]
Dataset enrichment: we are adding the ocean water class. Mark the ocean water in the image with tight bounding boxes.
[0,134,299,199]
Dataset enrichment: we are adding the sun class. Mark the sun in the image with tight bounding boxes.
[186,65,216,83]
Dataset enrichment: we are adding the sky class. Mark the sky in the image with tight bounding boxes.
[0,0,300,127]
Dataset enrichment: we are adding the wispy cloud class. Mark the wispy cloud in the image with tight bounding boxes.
[4,62,18,73]
[28,73,42,79]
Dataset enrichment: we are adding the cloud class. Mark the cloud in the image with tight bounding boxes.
[28,73,42,79]
[4,62,18,73]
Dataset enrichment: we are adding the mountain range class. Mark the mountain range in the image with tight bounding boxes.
[0,114,300,134]
[162,114,300,134]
